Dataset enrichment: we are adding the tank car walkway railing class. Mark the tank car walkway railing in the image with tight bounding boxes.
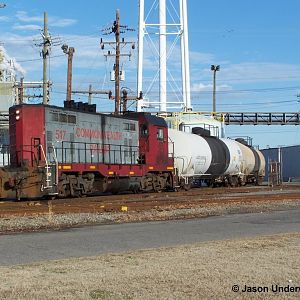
[222,112,300,125]
[56,141,140,165]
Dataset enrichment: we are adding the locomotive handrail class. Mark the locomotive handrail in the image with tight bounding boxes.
[50,144,59,186]
[39,144,52,190]
[56,141,139,165]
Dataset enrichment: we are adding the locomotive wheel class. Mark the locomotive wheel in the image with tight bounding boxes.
[58,183,70,198]
[58,174,71,198]
[132,185,141,194]
[152,176,162,192]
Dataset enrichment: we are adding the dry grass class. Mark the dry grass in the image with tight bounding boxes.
[0,233,300,300]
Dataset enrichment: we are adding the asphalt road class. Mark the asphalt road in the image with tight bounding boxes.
[0,209,300,266]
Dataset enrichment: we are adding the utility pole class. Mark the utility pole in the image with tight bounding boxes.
[101,9,136,115]
[15,81,44,104]
[19,77,24,104]
[122,89,128,113]
[88,84,92,104]
[34,12,61,105]
[62,44,75,102]
[115,10,121,114]
[211,64,220,113]
[72,87,111,104]
[42,12,50,105]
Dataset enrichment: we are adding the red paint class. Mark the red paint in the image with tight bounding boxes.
[75,127,122,140]
[55,129,67,140]
[90,144,109,154]
[9,105,45,166]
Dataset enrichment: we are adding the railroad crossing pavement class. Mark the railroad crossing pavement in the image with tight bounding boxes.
[0,208,300,266]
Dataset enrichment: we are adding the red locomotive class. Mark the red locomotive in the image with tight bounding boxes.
[1,101,175,199]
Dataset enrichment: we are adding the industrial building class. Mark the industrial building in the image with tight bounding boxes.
[261,145,300,182]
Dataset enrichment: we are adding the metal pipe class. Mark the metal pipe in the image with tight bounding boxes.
[180,0,191,111]
[159,0,167,112]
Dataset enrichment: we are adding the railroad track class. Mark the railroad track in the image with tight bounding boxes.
[1,184,300,217]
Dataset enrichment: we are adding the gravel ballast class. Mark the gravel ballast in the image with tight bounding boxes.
[1,199,300,234]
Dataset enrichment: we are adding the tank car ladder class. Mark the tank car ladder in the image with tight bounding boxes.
[39,144,59,195]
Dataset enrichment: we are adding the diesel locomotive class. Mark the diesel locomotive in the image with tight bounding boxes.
[0,101,265,199]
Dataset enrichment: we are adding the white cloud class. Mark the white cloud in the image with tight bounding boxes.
[16,11,43,23]
[53,18,77,28]
[13,24,41,31]
[191,82,231,92]
[189,51,215,64]
[15,11,77,28]
[0,16,10,22]
[221,62,300,83]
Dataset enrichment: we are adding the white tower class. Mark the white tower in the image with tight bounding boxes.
[137,0,191,112]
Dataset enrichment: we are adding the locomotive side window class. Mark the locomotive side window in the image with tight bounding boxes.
[59,114,68,123]
[50,112,76,124]
[68,115,76,124]
[124,123,136,131]
[157,128,164,141]
[51,113,59,122]
[140,124,148,136]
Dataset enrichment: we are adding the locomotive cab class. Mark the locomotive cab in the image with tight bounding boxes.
[134,113,171,167]
[125,112,174,192]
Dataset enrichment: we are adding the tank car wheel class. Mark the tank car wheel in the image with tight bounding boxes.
[184,182,192,191]
[229,176,239,187]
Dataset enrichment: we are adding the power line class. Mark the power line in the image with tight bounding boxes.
[17,54,65,63]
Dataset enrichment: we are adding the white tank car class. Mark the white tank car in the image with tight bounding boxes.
[220,138,242,175]
[236,142,256,177]
[168,128,266,187]
[235,140,266,184]
[168,129,212,178]
[256,149,266,179]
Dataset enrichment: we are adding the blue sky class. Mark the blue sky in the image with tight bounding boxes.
[0,0,300,148]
